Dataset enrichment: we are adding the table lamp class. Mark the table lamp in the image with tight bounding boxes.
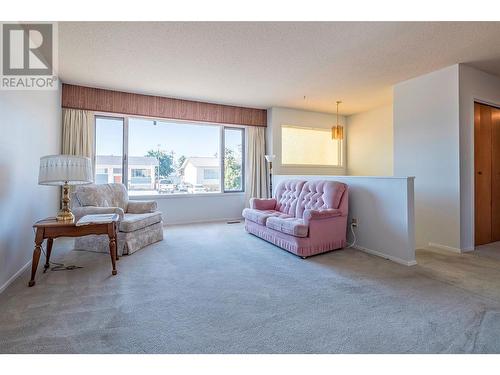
[264,154,276,198]
[38,155,93,222]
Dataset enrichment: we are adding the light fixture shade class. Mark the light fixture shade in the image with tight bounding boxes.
[332,100,344,140]
[38,155,93,186]
[264,154,276,162]
[332,125,344,140]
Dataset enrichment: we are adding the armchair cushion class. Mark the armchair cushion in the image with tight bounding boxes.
[266,217,309,238]
[120,212,162,233]
[75,190,108,207]
[75,183,128,210]
[73,206,125,222]
[127,200,158,214]
[303,208,342,225]
[249,198,277,210]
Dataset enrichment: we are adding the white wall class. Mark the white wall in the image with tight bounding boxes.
[267,107,347,176]
[459,64,500,251]
[393,65,461,250]
[346,104,393,176]
[184,163,197,185]
[274,175,416,266]
[0,88,62,292]
[134,193,246,225]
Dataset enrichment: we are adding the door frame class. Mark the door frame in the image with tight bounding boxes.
[470,99,500,249]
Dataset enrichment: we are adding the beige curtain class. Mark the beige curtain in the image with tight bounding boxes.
[245,126,268,206]
[62,108,95,196]
[62,108,94,163]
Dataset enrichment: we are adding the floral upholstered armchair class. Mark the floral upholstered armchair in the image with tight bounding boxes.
[71,183,163,256]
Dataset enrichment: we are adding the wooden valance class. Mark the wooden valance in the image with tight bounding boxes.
[61,84,267,127]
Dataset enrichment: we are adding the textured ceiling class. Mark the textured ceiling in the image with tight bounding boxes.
[58,22,500,115]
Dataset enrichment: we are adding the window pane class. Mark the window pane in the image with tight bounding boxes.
[224,128,244,191]
[204,168,219,180]
[95,117,124,184]
[281,125,340,166]
[128,118,221,195]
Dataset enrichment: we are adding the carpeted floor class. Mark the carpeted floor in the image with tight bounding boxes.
[1,222,500,353]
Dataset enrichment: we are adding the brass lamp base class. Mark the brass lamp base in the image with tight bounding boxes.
[57,182,75,222]
[56,208,75,222]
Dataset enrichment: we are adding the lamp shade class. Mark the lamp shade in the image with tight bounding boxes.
[38,155,93,186]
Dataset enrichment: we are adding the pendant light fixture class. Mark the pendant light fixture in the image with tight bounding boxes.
[332,100,344,140]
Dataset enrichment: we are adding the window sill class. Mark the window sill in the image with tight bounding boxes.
[281,164,345,168]
[129,192,245,200]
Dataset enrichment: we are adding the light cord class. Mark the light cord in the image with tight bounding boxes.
[32,228,83,273]
[346,222,357,248]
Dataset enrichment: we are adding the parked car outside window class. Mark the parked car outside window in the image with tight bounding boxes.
[159,179,175,193]
[188,184,207,194]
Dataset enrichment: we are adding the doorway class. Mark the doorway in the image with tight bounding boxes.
[474,102,500,245]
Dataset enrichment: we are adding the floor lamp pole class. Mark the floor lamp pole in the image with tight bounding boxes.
[264,155,276,199]
[269,162,273,198]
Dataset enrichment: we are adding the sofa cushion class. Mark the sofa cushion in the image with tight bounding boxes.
[119,212,162,233]
[242,208,292,225]
[274,180,306,216]
[303,208,342,224]
[296,180,347,218]
[266,217,309,238]
[249,198,277,211]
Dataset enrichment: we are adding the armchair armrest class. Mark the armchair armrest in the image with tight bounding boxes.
[127,200,158,214]
[303,208,342,225]
[73,206,125,222]
[250,198,277,210]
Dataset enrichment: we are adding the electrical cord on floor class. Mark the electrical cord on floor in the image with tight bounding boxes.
[32,228,83,273]
[346,223,357,248]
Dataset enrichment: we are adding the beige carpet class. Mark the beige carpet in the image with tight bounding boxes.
[1,222,500,353]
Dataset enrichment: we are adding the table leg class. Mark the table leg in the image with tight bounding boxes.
[29,228,44,287]
[44,238,53,273]
[114,222,119,261]
[108,223,117,276]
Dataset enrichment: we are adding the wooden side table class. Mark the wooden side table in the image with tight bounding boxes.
[29,216,119,287]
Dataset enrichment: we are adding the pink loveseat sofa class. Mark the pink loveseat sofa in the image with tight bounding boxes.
[242,179,348,258]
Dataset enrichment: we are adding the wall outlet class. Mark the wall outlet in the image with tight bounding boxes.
[351,218,358,227]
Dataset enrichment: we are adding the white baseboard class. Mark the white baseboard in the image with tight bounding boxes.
[461,247,475,253]
[0,260,32,294]
[166,217,244,226]
[428,242,465,253]
[354,245,417,266]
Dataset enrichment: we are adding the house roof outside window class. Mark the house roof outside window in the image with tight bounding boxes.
[180,157,220,170]
[96,155,159,166]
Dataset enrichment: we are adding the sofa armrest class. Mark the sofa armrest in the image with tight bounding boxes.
[127,200,158,214]
[303,208,342,225]
[73,206,125,222]
[250,198,277,210]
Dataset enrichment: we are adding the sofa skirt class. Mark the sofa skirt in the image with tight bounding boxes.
[244,219,346,257]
